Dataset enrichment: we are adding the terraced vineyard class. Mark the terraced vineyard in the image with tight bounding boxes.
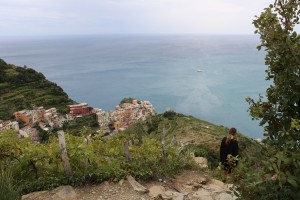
[0,58,75,119]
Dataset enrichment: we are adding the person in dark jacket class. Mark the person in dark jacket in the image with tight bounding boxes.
[220,127,238,174]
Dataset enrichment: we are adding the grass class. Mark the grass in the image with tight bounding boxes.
[0,165,20,200]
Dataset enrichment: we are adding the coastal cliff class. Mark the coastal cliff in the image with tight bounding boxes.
[0,58,74,120]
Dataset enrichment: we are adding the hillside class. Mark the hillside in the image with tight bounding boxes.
[0,58,75,119]
[0,60,268,199]
[126,110,267,169]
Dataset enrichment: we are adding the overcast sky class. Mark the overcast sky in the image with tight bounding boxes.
[1,0,273,36]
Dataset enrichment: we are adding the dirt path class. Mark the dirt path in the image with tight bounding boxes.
[74,170,211,200]
[22,170,236,200]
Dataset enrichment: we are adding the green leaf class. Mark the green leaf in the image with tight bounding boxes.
[287,178,299,188]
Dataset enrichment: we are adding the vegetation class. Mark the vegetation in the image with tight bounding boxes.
[0,128,192,196]
[0,58,75,120]
[62,113,99,136]
[120,97,135,104]
[245,0,300,199]
[126,111,268,178]
[0,109,268,198]
[0,163,20,200]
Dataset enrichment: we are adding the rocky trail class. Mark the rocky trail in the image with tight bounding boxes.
[22,170,238,200]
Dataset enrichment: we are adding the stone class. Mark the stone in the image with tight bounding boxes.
[172,192,188,200]
[193,157,208,168]
[119,179,124,186]
[127,175,149,194]
[22,191,48,200]
[191,182,202,190]
[22,185,76,200]
[209,178,226,190]
[215,192,235,200]
[148,185,165,198]
[198,177,207,184]
[161,190,173,200]
[192,188,213,200]
[183,184,193,189]
[51,185,77,200]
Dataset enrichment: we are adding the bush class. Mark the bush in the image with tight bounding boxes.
[162,110,178,120]
[194,147,208,157]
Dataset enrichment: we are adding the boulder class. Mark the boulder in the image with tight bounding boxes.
[127,175,149,194]
[51,185,77,200]
[22,191,49,200]
[22,185,76,200]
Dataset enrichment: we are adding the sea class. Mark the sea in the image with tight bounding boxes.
[0,34,268,139]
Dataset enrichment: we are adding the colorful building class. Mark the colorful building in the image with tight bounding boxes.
[67,103,92,117]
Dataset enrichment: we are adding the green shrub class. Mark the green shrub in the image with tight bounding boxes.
[194,147,208,157]
[162,110,178,120]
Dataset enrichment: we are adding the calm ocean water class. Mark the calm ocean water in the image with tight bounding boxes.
[0,35,268,139]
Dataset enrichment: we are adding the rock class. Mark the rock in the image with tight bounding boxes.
[198,177,207,184]
[127,175,149,194]
[119,179,124,186]
[191,182,202,190]
[193,157,208,168]
[192,188,213,200]
[22,185,76,200]
[161,190,173,200]
[148,185,165,198]
[172,192,188,200]
[22,191,48,200]
[209,178,226,190]
[183,184,193,189]
[51,185,77,200]
[215,192,235,200]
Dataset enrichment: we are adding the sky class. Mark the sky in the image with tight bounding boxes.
[1,0,273,36]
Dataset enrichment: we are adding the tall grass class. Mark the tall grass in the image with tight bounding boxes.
[0,165,20,200]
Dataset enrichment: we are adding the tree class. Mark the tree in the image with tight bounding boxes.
[247,0,300,198]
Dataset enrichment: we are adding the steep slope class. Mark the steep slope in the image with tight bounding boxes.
[0,58,75,119]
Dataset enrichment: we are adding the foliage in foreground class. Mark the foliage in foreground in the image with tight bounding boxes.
[0,111,275,199]
[245,0,300,199]
[0,129,192,195]
[0,164,20,200]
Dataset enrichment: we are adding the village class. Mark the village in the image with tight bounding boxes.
[0,99,156,141]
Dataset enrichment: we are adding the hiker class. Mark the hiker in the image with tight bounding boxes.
[220,127,238,174]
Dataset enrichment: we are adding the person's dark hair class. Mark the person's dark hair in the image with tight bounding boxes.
[225,127,237,145]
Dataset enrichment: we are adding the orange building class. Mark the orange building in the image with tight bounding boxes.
[14,111,33,125]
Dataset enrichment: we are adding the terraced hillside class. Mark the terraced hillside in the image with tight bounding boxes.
[0,58,75,119]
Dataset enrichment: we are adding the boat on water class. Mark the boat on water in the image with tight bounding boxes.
[197,69,204,72]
